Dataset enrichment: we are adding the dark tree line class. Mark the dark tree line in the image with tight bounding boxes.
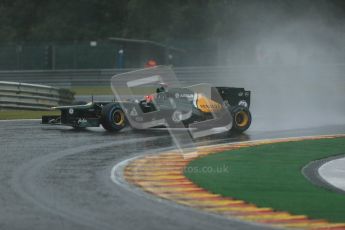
[1,0,345,43]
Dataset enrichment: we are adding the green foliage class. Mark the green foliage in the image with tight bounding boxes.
[1,0,345,42]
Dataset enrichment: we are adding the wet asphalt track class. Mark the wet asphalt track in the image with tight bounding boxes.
[1,120,344,230]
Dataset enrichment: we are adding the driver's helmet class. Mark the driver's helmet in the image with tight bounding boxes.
[156,82,168,93]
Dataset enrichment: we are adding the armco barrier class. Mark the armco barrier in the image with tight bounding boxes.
[0,64,344,88]
[0,67,249,87]
[0,81,74,110]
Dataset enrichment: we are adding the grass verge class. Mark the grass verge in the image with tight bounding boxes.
[0,110,59,120]
[185,138,345,222]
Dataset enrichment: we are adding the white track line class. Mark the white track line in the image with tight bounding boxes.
[319,156,345,192]
[109,145,277,230]
[111,133,345,186]
[110,134,345,230]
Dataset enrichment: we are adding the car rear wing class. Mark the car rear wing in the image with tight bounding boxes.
[213,87,251,108]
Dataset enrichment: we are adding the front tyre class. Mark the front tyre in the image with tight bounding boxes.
[100,103,126,132]
[231,106,251,133]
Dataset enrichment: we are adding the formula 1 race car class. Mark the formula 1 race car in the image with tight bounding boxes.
[42,86,251,133]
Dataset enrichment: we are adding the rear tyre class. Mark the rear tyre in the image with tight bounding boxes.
[231,106,251,133]
[100,103,126,132]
